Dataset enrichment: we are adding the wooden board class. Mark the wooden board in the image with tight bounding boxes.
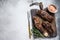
[30,9,57,38]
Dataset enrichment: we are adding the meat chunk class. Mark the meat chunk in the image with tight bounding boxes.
[33,16,42,24]
[33,16,49,37]
[42,21,53,36]
[37,10,54,22]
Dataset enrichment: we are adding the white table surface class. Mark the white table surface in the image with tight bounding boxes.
[0,0,59,40]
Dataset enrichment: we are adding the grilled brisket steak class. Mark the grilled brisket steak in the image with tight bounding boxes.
[33,16,49,37]
[42,21,54,35]
[37,10,54,22]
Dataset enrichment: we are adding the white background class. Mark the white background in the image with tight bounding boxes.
[0,0,59,40]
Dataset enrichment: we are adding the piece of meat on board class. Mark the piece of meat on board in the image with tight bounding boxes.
[33,16,49,37]
[42,21,54,36]
[37,10,54,22]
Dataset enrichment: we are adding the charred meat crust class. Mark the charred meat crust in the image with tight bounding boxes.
[42,21,54,36]
[37,10,54,23]
[32,16,49,37]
